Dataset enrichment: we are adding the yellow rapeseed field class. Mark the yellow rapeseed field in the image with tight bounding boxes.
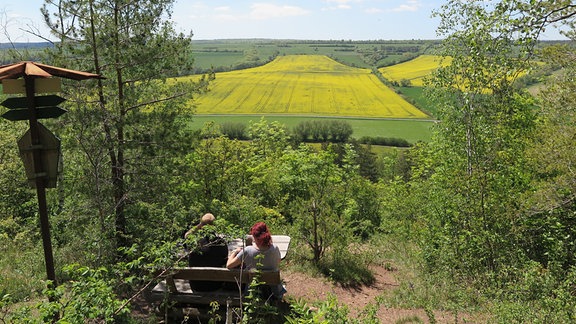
[185,55,428,119]
[379,55,452,87]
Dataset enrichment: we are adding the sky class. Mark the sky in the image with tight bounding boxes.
[0,0,568,42]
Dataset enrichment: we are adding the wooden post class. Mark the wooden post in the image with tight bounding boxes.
[25,75,57,288]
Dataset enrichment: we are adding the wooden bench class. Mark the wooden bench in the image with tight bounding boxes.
[228,235,291,260]
[149,267,281,307]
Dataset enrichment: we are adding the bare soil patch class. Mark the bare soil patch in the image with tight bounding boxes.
[282,265,481,323]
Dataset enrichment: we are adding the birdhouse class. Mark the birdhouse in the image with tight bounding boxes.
[17,122,61,188]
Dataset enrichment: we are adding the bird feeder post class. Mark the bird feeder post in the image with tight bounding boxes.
[24,74,57,286]
[0,61,103,289]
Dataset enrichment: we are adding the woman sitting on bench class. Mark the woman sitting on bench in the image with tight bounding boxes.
[226,222,286,299]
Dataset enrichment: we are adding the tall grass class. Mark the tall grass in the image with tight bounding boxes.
[0,239,46,301]
[367,234,489,322]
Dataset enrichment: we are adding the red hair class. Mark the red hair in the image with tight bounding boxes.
[250,222,272,247]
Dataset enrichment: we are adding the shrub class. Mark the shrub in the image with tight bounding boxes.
[292,120,353,143]
[4,264,129,323]
[317,247,375,287]
[358,136,411,147]
[221,122,248,140]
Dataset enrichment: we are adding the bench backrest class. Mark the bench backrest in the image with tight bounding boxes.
[166,267,280,293]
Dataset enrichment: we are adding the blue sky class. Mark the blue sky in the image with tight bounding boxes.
[0,0,567,42]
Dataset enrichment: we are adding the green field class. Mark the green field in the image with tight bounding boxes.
[189,115,434,143]
[192,51,245,70]
[396,86,439,117]
[191,39,440,71]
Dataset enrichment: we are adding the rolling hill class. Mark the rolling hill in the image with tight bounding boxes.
[379,55,452,87]
[186,55,430,119]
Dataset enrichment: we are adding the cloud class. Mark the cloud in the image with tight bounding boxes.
[249,3,310,20]
[390,0,421,12]
[213,13,239,21]
[322,0,359,10]
[189,2,209,10]
[324,0,361,4]
[365,7,384,14]
[7,13,25,19]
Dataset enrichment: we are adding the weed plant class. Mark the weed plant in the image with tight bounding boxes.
[0,237,45,301]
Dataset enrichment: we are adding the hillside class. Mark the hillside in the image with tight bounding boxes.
[186,55,430,119]
[379,55,452,87]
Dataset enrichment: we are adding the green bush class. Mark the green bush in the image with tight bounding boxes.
[317,248,375,287]
[4,264,130,323]
[293,120,353,143]
[221,122,248,140]
[358,136,411,147]
[285,294,383,324]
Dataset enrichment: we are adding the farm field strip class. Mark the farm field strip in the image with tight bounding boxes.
[185,55,430,119]
[379,55,451,87]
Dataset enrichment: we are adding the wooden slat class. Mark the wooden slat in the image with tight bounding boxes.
[227,235,291,259]
[2,78,61,94]
[169,267,280,285]
[149,280,244,306]
[166,276,177,293]
[167,292,241,306]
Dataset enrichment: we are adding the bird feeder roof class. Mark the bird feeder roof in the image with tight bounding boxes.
[0,61,103,80]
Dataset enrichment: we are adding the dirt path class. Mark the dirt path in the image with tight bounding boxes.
[282,266,479,323]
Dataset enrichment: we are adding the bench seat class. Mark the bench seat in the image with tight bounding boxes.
[149,267,281,307]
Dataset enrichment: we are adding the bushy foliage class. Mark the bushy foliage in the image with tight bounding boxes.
[240,274,280,323]
[286,294,383,324]
[317,247,375,287]
[0,236,45,302]
[2,264,129,323]
[357,136,411,147]
[292,120,353,143]
[389,0,576,320]
[221,122,248,140]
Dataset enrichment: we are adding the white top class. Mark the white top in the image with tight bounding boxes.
[228,235,290,259]
[236,244,281,270]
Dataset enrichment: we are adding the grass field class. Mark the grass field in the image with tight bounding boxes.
[396,86,440,117]
[185,55,430,119]
[189,115,434,143]
[193,51,245,70]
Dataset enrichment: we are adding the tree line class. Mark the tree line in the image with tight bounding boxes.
[220,119,411,148]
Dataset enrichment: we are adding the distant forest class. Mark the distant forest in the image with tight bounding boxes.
[0,42,53,49]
